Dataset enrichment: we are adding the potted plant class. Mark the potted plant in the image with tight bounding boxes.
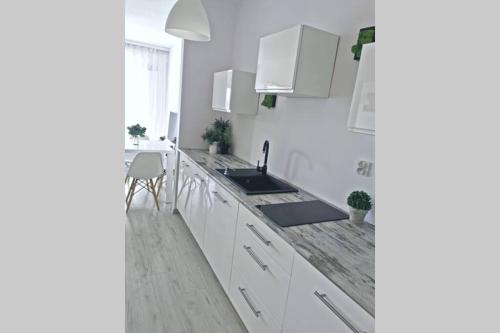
[127,124,147,145]
[201,118,232,155]
[347,190,372,224]
[201,128,219,154]
[213,117,232,154]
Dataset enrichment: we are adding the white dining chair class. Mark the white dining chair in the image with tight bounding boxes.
[125,152,165,212]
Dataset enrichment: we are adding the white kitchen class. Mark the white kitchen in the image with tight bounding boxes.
[3,0,496,332]
[124,0,375,332]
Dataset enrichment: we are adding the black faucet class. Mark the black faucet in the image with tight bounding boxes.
[257,140,269,175]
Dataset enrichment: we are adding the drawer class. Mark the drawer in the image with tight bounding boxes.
[229,269,281,333]
[232,221,292,322]
[282,254,374,333]
[237,205,294,274]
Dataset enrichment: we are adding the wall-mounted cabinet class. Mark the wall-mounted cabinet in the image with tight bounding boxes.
[348,43,375,135]
[254,25,339,98]
[212,69,258,114]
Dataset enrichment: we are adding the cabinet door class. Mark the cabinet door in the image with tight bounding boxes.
[188,171,209,249]
[282,254,374,333]
[212,70,232,112]
[176,156,193,222]
[348,43,375,135]
[203,183,239,292]
[255,25,302,92]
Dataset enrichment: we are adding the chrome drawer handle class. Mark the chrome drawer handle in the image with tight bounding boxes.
[314,291,366,333]
[212,191,228,204]
[243,246,268,271]
[246,224,271,246]
[238,287,261,318]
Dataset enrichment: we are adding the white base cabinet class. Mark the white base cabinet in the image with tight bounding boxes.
[282,254,375,333]
[176,154,194,221]
[203,181,240,292]
[187,165,209,249]
[228,205,295,333]
[175,152,374,333]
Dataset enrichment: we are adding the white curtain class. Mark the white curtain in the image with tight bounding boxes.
[125,43,169,141]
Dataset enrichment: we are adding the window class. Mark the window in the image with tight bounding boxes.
[125,43,169,141]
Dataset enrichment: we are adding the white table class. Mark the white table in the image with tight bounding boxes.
[125,139,176,204]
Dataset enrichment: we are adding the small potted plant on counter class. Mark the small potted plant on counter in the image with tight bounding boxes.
[201,118,232,155]
[347,190,372,224]
[213,117,232,154]
[202,128,219,154]
[127,124,147,145]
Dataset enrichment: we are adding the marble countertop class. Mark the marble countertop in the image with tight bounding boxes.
[179,149,375,317]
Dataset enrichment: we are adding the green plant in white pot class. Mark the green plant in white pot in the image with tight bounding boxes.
[347,190,372,224]
[201,128,219,154]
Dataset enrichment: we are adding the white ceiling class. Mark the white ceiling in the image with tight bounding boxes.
[125,0,181,48]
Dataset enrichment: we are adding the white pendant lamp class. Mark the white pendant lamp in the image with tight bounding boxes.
[165,0,211,42]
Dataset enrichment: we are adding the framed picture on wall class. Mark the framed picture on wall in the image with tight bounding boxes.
[348,42,375,135]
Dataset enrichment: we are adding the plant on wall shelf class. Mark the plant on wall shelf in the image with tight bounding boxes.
[351,26,375,60]
[261,94,277,108]
[127,124,147,145]
[347,190,372,224]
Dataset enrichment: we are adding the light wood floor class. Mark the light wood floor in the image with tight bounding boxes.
[125,185,247,333]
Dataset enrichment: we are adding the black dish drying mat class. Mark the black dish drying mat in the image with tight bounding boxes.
[256,200,349,227]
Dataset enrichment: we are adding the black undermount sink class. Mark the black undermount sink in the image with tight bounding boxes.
[216,168,298,195]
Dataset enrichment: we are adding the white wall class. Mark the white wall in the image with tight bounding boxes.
[227,0,376,222]
[178,0,239,149]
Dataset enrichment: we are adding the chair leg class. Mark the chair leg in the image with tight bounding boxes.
[126,179,137,213]
[125,178,133,203]
[149,179,160,210]
[125,175,130,185]
[156,174,164,195]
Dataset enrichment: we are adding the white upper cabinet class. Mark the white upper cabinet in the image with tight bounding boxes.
[255,25,340,97]
[348,43,375,135]
[212,69,258,114]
